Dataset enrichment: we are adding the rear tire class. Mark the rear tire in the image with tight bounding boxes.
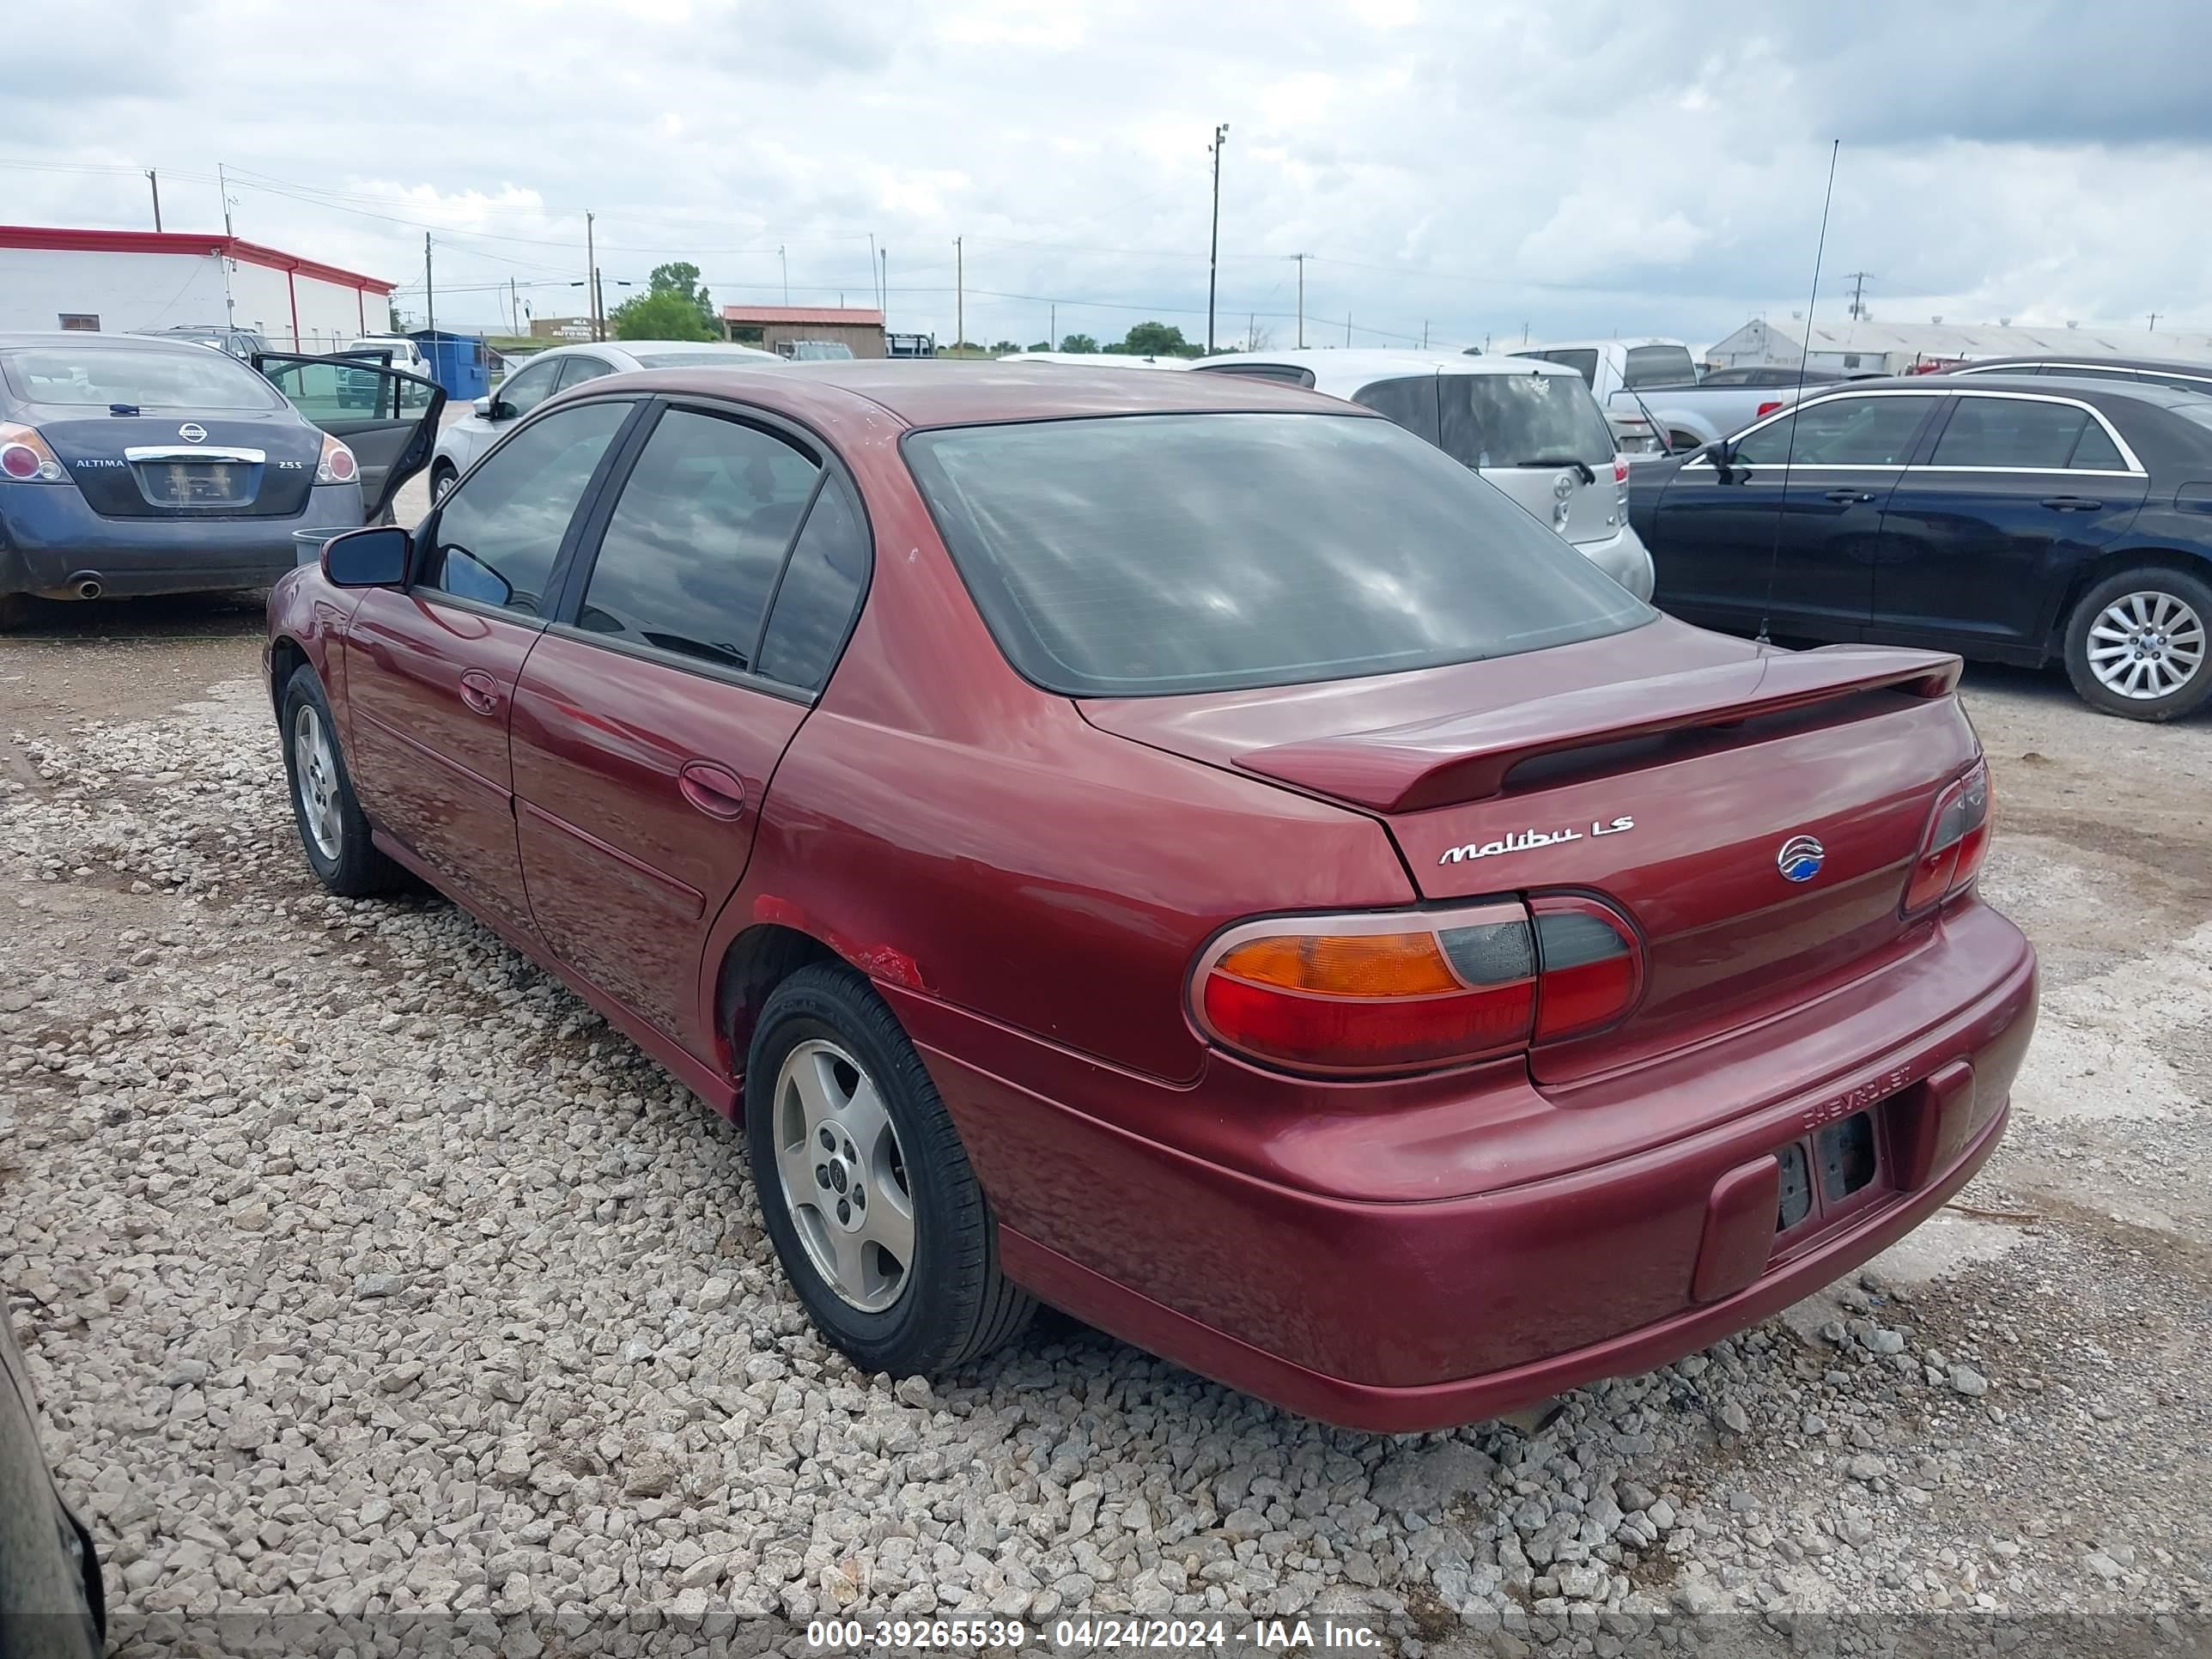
[278,666,405,896]
[430,461,458,502]
[744,963,1034,1376]
[2063,567,2212,721]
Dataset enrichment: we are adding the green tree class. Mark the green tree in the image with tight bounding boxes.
[1025,339,1051,351]
[1116,320,1195,357]
[611,289,719,342]
[991,339,1021,355]
[611,261,718,341]
[1058,333,1099,354]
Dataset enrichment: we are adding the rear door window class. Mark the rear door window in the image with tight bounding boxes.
[1541,349,1600,386]
[1732,395,1934,466]
[574,409,820,675]
[1349,375,1439,445]
[422,400,632,614]
[1930,398,2093,469]
[758,477,871,690]
[556,356,617,391]
[496,359,561,418]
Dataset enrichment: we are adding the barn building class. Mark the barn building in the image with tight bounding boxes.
[0,225,394,354]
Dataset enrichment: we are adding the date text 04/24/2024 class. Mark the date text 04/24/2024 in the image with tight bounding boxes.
[805,1617,1387,1650]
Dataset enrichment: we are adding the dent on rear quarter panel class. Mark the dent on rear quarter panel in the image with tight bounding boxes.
[694,402,1413,1087]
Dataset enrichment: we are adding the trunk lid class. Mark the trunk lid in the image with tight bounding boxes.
[1080,621,1978,1084]
[33,404,320,520]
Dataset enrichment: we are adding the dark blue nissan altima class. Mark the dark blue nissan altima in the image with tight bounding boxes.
[0,332,441,630]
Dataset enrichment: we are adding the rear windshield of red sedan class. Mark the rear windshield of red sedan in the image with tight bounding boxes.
[904,411,1653,696]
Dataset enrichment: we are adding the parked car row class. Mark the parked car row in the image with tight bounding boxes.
[268,360,2033,1434]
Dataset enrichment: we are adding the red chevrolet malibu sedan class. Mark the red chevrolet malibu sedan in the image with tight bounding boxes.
[264,363,2037,1432]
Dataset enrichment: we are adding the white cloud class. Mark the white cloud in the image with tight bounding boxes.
[3,0,2210,350]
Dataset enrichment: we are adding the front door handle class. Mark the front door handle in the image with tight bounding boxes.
[2040,495,2103,512]
[457,670,502,716]
[1824,488,1875,504]
[678,760,746,821]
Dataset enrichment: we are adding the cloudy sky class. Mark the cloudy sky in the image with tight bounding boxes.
[7,0,2209,351]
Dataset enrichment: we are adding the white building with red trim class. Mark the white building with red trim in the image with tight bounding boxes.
[0,225,395,353]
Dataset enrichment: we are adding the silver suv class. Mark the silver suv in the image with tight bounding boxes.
[1192,349,1655,600]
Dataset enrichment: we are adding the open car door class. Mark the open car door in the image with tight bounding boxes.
[252,352,444,524]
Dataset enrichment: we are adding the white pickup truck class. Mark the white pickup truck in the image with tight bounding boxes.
[1502,338,1829,458]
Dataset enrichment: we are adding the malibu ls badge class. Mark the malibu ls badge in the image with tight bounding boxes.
[1440,815,1634,866]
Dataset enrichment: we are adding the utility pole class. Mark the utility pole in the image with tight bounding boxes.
[779,244,788,305]
[146,170,162,231]
[508,277,519,337]
[1841,270,1872,320]
[1050,302,1056,349]
[1206,123,1229,353]
[1248,311,1255,349]
[2148,312,2162,332]
[218,162,232,235]
[1422,319,1430,349]
[879,250,889,327]
[424,234,434,338]
[1521,320,1531,344]
[955,237,963,349]
[1345,312,1352,347]
[1291,252,1309,348]
[585,210,599,341]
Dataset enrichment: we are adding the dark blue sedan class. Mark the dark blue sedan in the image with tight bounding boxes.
[0,333,440,629]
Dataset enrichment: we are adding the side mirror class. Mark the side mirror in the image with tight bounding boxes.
[472,396,492,417]
[1707,440,1735,482]
[322,526,410,588]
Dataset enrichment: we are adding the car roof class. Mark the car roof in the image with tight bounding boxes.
[996,351,1190,368]
[1799,373,2203,408]
[616,340,782,359]
[1195,349,1579,394]
[1512,337,1688,354]
[586,358,1361,427]
[0,330,226,355]
[1949,354,2212,378]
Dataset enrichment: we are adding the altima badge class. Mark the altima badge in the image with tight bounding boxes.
[1440,816,1634,866]
[1778,835,1826,882]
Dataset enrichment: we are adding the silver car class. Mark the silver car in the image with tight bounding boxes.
[428,339,781,499]
[1192,349,1656,600]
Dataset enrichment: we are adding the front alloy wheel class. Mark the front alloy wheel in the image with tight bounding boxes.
[292,702,344,862]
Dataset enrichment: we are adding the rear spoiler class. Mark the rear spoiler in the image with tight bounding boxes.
[1237,646,1961,813]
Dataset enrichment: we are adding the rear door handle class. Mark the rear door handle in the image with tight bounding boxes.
[457,670,501,716]
[678,760,746,821]
[1824,489,1876,504]
[2040,495,2103,512]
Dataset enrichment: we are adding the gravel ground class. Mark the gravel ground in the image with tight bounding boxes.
[3,616,2209,1657]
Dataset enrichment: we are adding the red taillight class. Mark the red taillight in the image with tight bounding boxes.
[1529,896,1644,1042]
[0,422,66,483]
[1755,400,1784,418]
[1612,458,1631,486]
[1903,763,1990,916]
[317,434,358,484]
[1193,896,1643,1076]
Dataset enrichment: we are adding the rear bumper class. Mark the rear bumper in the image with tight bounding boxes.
[0,483,364,599]
[1571,522,1656,603]
[898,900,2035,1432]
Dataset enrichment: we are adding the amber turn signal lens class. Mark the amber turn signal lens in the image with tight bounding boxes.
[1215,932,1462,998]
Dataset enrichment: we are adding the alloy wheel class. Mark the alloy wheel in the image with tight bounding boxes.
[771,1038,915,1312]
[291,703,343,860]
[2086,589,2207,701]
